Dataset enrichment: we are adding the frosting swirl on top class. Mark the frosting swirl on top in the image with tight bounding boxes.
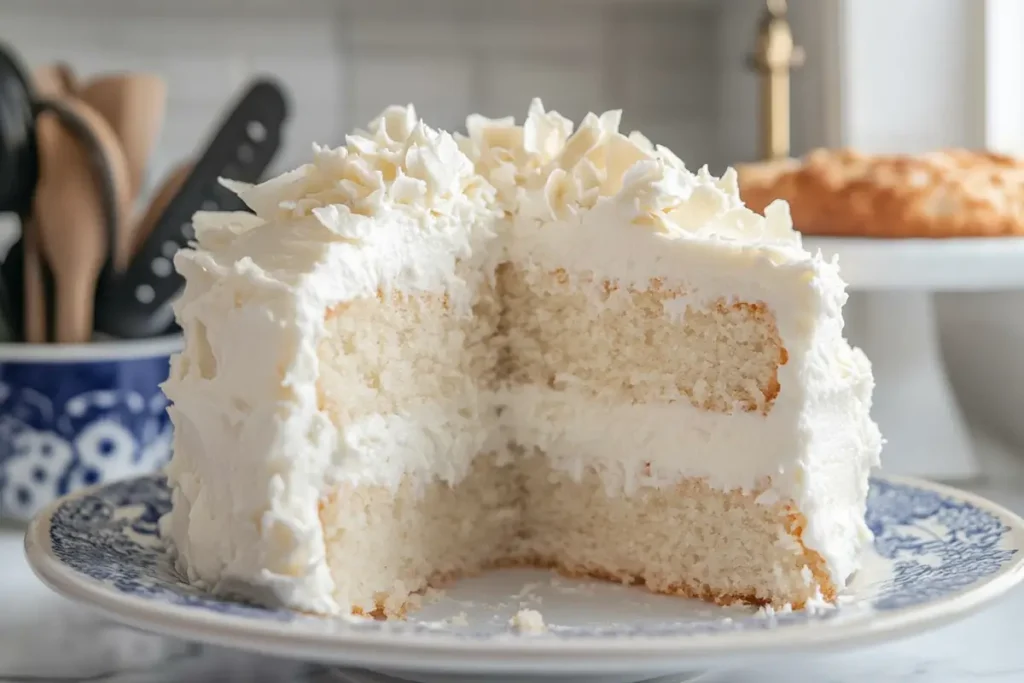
[219,104,497,243]
[207,98,801,253]
[457,98,800,247]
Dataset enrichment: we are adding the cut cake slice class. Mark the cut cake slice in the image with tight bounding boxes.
[160,100,882,617]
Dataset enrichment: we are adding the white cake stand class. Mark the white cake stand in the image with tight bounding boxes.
[802,239,1024,481]
[804,237,1024,480]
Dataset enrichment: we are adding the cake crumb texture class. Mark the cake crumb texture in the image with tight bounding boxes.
[500,265,787,414]
[318,452,522,616]
[519,453,835,609]
[310,279,841,615]
[510,609,547,634]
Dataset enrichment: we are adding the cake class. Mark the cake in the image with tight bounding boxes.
[160,100,882,617]
[738,149,1024,238]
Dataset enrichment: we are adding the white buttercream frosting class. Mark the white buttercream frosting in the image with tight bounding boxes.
[459,99,798,246]
[161,106,502,613]
[160,99,882,616]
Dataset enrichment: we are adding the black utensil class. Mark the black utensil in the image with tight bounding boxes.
[0,43,38,341]
[93,78,288,339]
[0,43,37,218]
[0,239,22,340]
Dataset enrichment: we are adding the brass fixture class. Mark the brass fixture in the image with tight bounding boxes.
[748,0,805,161]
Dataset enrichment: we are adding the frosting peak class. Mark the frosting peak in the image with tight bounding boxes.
[220,104,495,245]
[201,99,803,278]
[457,98,800,248]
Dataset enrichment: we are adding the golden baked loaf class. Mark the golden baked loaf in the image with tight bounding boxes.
[737,149,1024,238]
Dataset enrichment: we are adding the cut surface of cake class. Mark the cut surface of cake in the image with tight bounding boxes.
[160,100,882,617]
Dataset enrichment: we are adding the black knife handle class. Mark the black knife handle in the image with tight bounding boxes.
[1,237,23,341]
[0,42,37,217]
[94,79,288,339]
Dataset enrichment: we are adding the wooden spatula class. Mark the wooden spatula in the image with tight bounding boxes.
[33,97,130,343]
[32,62,75,98]
[78,74,165,199]
[130,161,192,261]
[79,74,166,267]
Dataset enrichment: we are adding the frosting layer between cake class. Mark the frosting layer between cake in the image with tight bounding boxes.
[160,100,882,615]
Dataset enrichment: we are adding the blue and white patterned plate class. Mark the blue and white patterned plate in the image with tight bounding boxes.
[23,474,1024,679]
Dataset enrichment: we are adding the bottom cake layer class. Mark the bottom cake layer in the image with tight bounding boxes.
[317,451,522,617]
[316,451,837,617]
[517,451,834,609]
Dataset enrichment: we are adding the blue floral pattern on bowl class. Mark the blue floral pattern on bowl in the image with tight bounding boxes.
[40,474,1022,640]
[0,342,178,521]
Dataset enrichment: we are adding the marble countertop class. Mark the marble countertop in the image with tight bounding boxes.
[3,432,1024,683]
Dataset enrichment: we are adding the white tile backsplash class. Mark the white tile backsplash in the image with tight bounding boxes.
[608,1,717,62]
[0,0,737,185]
[478,59,608,124]
[608,62,716,123]
[149,55,251,105]
[346,4,607,58]
[350,57,475,134]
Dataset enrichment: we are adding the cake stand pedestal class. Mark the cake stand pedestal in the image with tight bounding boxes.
[805,237,1024,481]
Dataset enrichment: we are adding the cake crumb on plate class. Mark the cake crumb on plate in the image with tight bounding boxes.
[509,608,547,633]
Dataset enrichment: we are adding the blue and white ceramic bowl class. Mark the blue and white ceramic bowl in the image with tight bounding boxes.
[0,336,181,522]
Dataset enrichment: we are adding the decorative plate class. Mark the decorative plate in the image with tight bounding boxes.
[24,474,1024,683]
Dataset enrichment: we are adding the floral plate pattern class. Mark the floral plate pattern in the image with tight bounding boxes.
[24,474,1024,676]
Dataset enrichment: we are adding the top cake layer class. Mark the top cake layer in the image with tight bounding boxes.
[179,106,501,319]
[179,98,821,313]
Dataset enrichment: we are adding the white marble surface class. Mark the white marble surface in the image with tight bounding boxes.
[3,431,1024,683]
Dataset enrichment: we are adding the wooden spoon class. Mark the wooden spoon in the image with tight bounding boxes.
[21,219,46,344]
[33,97,131,343]
[79,74,166,267]
[21,64,75,343]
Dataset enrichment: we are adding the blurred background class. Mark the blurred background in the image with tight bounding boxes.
[0,0,1017,445]
[5,0,785,180]
[0,0,1017,451]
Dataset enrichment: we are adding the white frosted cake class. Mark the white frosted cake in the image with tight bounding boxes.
[160,100,882,617]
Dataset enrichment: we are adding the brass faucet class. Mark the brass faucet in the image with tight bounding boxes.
[748,0,805,161]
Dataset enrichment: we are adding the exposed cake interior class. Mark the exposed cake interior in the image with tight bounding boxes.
[161,101,882,617]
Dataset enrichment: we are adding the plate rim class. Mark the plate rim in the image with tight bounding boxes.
[23,474,1024,673]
